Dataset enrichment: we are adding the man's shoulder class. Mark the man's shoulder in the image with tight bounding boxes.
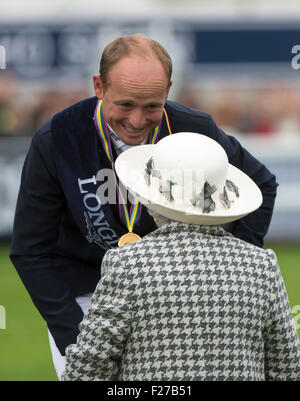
[30,119,52,155]
[165,100,213,133]
[32,96,97,143]
[58,95,97,114]
[52,96,97,124]
[165,100,212,120]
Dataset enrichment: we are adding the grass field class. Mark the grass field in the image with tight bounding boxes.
[0,242,299,381]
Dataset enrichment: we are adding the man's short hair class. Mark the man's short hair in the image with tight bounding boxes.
[99,33,173,89]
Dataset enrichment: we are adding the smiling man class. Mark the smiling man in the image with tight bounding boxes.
[10,33,278,380]
[94,48,172,146]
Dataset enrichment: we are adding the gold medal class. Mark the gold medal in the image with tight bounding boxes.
[118,232,141,247]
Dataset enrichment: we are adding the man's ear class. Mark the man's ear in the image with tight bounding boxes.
[166,80,173,99]
[93,75,104,99]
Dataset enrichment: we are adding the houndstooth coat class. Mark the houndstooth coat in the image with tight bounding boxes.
[62,221,300,381]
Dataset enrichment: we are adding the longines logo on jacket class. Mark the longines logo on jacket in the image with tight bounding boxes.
[78,173,119,250]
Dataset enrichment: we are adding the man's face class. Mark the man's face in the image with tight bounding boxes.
[93,55,172,145]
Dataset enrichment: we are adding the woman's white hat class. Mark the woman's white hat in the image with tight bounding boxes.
[115,132,262,225]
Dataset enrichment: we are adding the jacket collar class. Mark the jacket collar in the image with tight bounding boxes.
[147,220,233,239]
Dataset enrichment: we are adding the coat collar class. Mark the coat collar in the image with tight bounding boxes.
[146,220,233,239]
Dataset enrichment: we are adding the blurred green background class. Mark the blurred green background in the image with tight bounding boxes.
[0,245,57,381]
[0,242,299,381]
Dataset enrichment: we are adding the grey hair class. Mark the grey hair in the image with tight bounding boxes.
[146,208,171,227]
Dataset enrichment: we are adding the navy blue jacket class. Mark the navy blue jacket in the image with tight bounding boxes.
[10,97,278,355]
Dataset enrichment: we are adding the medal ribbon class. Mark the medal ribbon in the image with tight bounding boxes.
[93,99,172,233]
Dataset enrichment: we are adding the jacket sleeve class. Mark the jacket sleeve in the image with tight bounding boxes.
[209,117,278,247]
[263,250,300,380]
[61,251,132,381]
[9,125,84,355]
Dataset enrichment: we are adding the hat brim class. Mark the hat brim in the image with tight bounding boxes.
[115,145,263,225]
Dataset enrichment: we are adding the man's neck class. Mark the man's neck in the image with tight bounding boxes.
[107,124,148,155]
